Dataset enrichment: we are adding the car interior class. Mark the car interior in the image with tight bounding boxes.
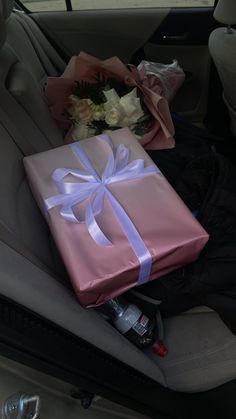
[0,0,235,418]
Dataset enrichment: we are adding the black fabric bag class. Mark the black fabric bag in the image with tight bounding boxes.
[131,152,236,334]
[126,118,236,334]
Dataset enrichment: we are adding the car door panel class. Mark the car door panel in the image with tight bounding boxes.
[144,43,210,121]
[30,4,216,121]
[32,9,170,62]
[143,7,218,122]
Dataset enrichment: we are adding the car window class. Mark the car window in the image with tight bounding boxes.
[20,0,215,13]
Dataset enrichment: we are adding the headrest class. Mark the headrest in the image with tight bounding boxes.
[0,0,13,21]
[214,0,236,26]
[0,15,6,49]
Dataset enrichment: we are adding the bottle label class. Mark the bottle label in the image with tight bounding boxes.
[114,304,141,334]
[132,315,149,336]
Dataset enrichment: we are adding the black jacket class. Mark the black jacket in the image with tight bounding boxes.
[129,119,236,335]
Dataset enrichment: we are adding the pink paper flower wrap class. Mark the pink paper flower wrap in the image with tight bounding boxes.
[46,52,184,151]
[24,128,208,308]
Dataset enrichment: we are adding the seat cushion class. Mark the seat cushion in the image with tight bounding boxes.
[146,310,236,392]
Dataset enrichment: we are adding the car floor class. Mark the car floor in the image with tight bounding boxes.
[0,355,149,419]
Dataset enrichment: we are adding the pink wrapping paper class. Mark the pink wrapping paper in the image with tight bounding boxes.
[24,128,209,308]
[46,52,178,150]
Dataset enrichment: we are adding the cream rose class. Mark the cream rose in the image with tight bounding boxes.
[105,103,124,126]
[103,88,120,103]
[119,88,144,125]
[71,123,96,141]
[103,88,144,128]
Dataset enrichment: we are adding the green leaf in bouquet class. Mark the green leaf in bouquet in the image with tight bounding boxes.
[88,119,108,132]
[73,80,104,104]
[102,78,133,98]
[73,73,134,105]
[133,113,154,137]
[136,114,152,124]
[133,125,150,136]
[88,118,122,136]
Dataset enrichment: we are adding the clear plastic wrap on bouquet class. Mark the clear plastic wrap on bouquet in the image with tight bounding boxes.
[136,59,185,102]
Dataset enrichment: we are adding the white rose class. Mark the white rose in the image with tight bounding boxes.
[105,103,124,126]
[119,88,144,126]
[103,88,144,128]
[103,88,120,103]
[93,109,105,121]
[71,123,96,141]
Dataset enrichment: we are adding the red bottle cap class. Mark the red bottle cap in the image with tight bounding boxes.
[152,341,168,357]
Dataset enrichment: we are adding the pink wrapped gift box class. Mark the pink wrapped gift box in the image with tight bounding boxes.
[24,128,209,308]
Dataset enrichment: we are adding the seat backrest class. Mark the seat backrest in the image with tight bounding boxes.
[0,2,167,386]
[0,119,166,387]
[0,1,64,153]
[3,0,65,83]
[0,44,63,152]
[0,121,66,278]
[0,7,5,49]
[0,7,60,265]
[209,2,236,137]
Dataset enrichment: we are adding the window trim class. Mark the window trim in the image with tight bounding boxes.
[16,0,217,14]
[65,0,72,11]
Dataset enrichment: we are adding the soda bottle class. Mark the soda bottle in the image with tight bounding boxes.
[97,296,157,349]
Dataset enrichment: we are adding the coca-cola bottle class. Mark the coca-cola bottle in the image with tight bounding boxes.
[97,296,157,349]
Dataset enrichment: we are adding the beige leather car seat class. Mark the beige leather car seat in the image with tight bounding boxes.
[0,0,64,153]
[209,0,236,137]
[0,0,235,393]
[6,0,65,83]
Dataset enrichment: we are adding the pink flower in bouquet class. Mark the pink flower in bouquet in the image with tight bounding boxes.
[78,99,94,122]
[68,95,94,123]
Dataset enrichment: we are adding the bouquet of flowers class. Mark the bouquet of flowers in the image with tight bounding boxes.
[67,73,153,142]
[46,52,185,150]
